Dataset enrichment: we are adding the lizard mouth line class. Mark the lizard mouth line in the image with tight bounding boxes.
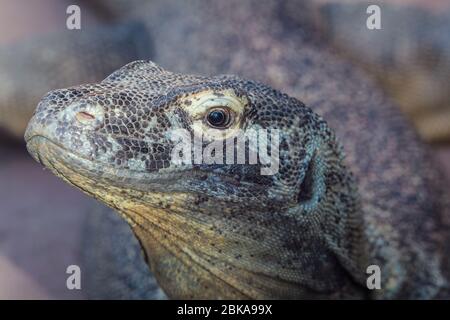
[26,134,202,182]
[25,134,267,196]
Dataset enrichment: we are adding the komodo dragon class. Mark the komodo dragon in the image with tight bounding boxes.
[24,51,450,303]
[24,0,450,300]
[2,0,448,299]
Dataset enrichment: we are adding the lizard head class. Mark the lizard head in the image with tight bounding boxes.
[25,60,366,299]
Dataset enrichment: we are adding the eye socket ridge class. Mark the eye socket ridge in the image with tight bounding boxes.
[205,107,234,129]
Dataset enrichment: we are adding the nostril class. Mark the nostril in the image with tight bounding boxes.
[70,103,104,127]
[76,111,96,123]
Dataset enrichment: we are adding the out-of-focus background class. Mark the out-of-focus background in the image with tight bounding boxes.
[0,0,449,299]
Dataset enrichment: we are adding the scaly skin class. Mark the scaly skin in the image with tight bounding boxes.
[22,0,450,299]
[25,57,450,298]
[25,60,368,299]
[0,0,445,299]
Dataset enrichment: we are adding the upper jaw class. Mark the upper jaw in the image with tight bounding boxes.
[25,133,271,205]
[24,115,54,165]
[25,132,206,193]
[24,114,43,145]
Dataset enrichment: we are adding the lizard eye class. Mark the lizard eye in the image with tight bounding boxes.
[205,107,233,129]
[182,89,247,139]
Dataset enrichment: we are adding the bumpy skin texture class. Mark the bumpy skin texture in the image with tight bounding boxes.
[0,22,151,138]
[25,0,450,299]
[26,57,450,299]
[25,61,364,298]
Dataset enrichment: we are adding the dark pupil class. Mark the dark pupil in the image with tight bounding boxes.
[207,110,227,126]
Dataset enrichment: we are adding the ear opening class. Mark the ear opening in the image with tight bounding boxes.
[298,158,315,202]
[297,152,326,210]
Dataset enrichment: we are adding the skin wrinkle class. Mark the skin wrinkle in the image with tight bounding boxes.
[118,206,255,298]
[136,226,254,299]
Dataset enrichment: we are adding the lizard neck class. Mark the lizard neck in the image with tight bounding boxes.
[112,135,369,299]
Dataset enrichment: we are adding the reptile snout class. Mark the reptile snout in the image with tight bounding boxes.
[68,102,104,129]
[25,88,105,160]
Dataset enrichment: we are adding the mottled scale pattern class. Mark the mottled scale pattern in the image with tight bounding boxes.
[25,0,450,299]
